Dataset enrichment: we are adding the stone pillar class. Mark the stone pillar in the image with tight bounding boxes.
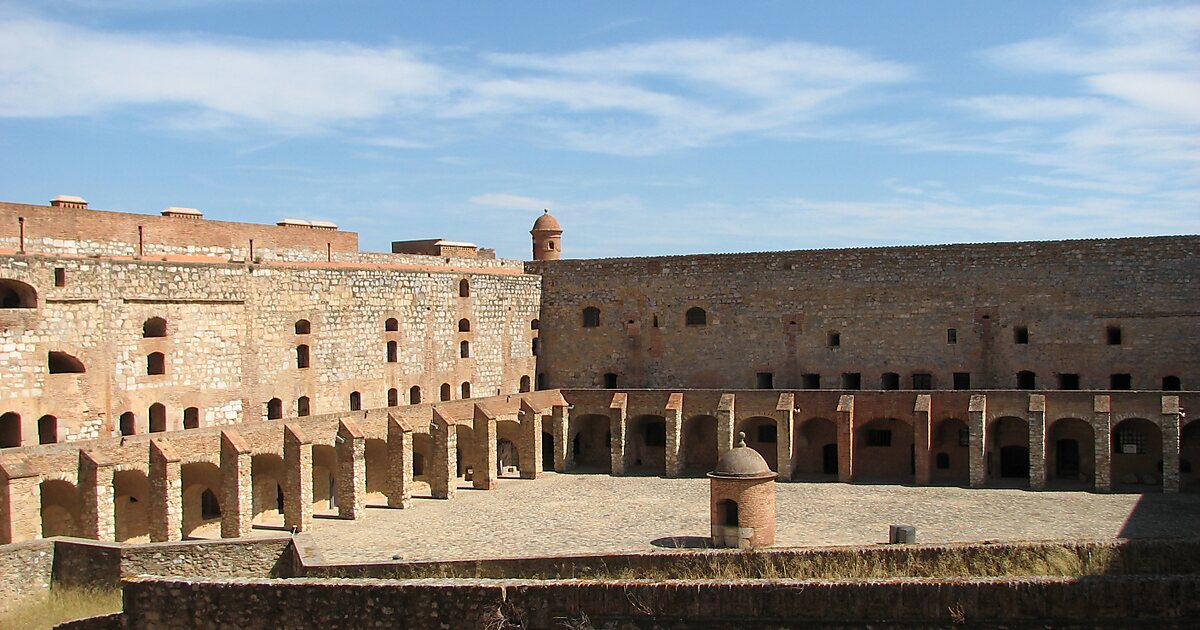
[472,405,499,490]
[552,403,570,472]
[1163,396,1182,494]
[148,439,182,542]
[429,410,457,500]
[519,400,542,480]
[1028,394,1047,490]
[386,415,413,509]
[836,395,854,483]
[1093,396,1112,492]
[0,460,41,543]
[283,424,313,531]
[665,392,684,478]
[968,394,987,488]
[335,419,366,519]
[776,393,795,481]
[913,395,932,485]
[220,431,253,538]
[78,450,115,541]
[717,393,736,457]
[609,393,628,475]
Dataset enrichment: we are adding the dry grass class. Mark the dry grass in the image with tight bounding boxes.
[0,587,122,630]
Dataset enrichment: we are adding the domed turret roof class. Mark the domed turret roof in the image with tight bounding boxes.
[709,432,775,479]
[532,209,561,232]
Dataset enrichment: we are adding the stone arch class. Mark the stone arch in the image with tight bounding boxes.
[47,351,85,374]
[461,382,471,399]
[40,479,81,537]
[440,383,452,401]
[364,438,388,501]
[387,388,399,407]
[931,417,969,485]
[409,386,422,405]
[181,462,222,538]
[251,454,285,526]
[386,340,398,363]
[114,469,149,543]
[685,306,707,326]
[458,278,470,298]
[385,317,399,332]
[1112,417,1163,489]
[1048,417,1095,487]
[349,391,362,411]
[146,351,165,375]
[142,317,167,338]
[0,278,37,308]
[296,396,310,417]
[793,417,838,478]
[854,417,914,482]
[460,340,470,359]
[628,414,667,472]
[455,423,476,478]
[294,319,311,335]
[519,375,531,393]
[682,415,718,473]
[119,411,136,436]
[530,319,539,330]
[0,411,21,447]
[569,413,611,471]
[458,318,471,332]
[183,407,200,429]
[38,415,57,444]
[736,416,779,471]
[149,402,167,432]
[496,421,521,476]
[412,432,432,481]
[988,416,1030,484]
[267,398,283,420]
[312,444,338,514]
[1182,420,1200,492]
[296,344,310,369]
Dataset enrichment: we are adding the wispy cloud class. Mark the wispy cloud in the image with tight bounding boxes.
[470,193,556,211]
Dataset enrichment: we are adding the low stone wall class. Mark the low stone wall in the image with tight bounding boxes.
[53,538,122,590]
[121,574,1200,629]
[0,539,54,609]
[119,536,294,579]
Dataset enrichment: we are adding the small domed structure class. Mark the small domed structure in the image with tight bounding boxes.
[531,209,562,261]
[708,432,777,549]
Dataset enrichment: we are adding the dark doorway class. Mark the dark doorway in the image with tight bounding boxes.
[721,499,739,526]
[542,432,554,471]
[1000,445,1030,478]
[1056,439,1080,478]
[822,443,838,474]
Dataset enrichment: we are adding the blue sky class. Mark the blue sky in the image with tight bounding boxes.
[0,1,1197,259]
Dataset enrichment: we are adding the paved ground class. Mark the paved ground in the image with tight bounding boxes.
[285,472,1200,563]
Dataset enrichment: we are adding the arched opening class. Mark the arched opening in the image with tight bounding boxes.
[296,344,310,369]
[409,386,422,405]
[312,445,339,514]
[114,469,149,543]
[294,319,311,335]
[386,340,398,363]
[119,411,136,436]
[458,318,471,332]
[736,416,779,472]
[930,418,969,485]
[1163,376,1182,391]
[412,433,432,482]
[569,414,611,472]
[365,438,387,502]
[682,415,718,474]
[38,415,57,444]
[542,431,555,471]
[1182,421,1200,492]
[685,307,707,326]
[297,396,310,417]
[40,479,81,537]
[251,454,285,526]
[793,417,838,478]
[1112,417,1164,490]
[1048,417,1095,487]
[530,319,539,330]
[719,499,739,527]
[349,391,362,411]
[497,429,520,477]
[181,462,223,538]
[582,307,600,328]
[142,317,167,338]
[628,415,667,473]
[440,383,451,401]
[47,351,85,374]
[853,417,914,482]
[455,424,476,479]
[149,403,167,433]
[387,388,399,407]
[385,317,399,332]
[267,398,283,420]
[0,279,37,308]
[0,412,21,447]
[460,382,471,399]
[988,416,1030,484]
[519,375,531,393]
[458,279,470,298]
[146,352,165,375]
[460,340,470,358]
[183,407,200,429]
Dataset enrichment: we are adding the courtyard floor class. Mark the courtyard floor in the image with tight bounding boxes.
[285,472,1200,563]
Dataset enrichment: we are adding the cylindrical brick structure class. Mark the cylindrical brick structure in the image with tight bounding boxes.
[531,210,562,261]
[709,432,777,549]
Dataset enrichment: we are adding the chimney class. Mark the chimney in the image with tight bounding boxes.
[50,195,88,209]
[161,207,203,219]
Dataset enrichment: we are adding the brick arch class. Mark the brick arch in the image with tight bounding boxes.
[1112,417,1163,490]
[854,417,914,482]
[930,417,969,485]
[987,416,1030,485]
[0,277,37,308]
[251,453,285,526]
[627,414,666,473]
[682,414,718,473]
[793,417,837,478]
[40,479,81,538]
[312,444,338,514]
[1047,417,1095,487]
[114,468,149,543]
[181,461,223,538]
[569,413,610,471]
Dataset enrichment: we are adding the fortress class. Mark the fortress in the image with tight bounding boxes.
[0,195,1198,626]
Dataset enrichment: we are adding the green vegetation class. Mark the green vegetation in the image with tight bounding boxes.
[0,587,122,630]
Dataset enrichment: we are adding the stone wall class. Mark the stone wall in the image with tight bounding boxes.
[0,538,54,609]
[530,235,1200,392]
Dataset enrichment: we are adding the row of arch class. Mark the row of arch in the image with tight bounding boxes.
[261,377,533,420]
[581,306,707,328]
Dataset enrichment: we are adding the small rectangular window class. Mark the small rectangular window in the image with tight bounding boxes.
[952,372,971,390]
[828,332,841,347]
[881,373,900,390]
[54,268,66,287]
[1116,428,1145,454]
[866,429,892,447]
[1058,373,1080,390]
[841,372,861,390]
[1110,373,1132,390]
[912,373,932,390]
[1014,326,1029,344]
[756,372,774,389]
[756,424,777,443]
[603,373,618,388]
[946,328,957,344]
[801,373,821,389]
[1106,325,1122,345]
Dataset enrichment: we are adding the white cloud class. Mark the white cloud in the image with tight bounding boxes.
[470,193,556,211]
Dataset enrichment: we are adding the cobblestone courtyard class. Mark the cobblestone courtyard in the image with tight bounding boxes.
[295,473,1200,563]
